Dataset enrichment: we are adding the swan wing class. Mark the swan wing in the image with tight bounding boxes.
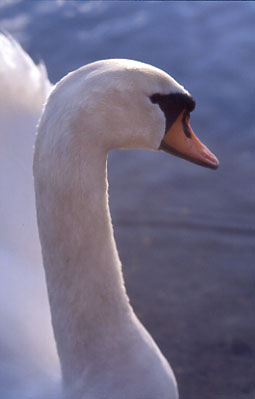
[0,34,60,398]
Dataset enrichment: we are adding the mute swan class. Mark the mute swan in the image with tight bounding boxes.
[33,59,218,399]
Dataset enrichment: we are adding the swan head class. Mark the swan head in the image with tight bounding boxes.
[38,59,218,169]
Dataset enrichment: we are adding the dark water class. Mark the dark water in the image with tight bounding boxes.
[0,1,254,398]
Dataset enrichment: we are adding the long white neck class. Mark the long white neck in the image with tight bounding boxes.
[34,134,132,388]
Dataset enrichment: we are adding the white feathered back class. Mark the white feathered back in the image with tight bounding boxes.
[0,34,51,110]
[0,34,60,399]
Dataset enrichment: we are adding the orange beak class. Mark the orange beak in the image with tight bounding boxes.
[160,110,219,170]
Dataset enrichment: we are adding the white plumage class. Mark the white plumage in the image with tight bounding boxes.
[0,34,60,399]
[33,58,185,399]
[0,34,218,399]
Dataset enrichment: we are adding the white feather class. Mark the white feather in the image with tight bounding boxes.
[1,34,189,399]
[0,34,60,399]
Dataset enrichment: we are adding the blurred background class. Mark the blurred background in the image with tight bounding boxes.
[0,1,254,398]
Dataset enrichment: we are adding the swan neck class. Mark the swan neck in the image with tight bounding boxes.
[35,144,131,386]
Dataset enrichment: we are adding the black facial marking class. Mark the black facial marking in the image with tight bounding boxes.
[150,92,195,133]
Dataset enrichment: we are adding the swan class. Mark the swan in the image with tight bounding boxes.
[33,59,219,399]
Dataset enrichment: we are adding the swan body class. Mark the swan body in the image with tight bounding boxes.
[34,60,218,398]
[0,34,60,398]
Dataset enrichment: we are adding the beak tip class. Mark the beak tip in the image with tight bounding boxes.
[202,147,219,170]
[209,155,220,170]
[210,161,219,170]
